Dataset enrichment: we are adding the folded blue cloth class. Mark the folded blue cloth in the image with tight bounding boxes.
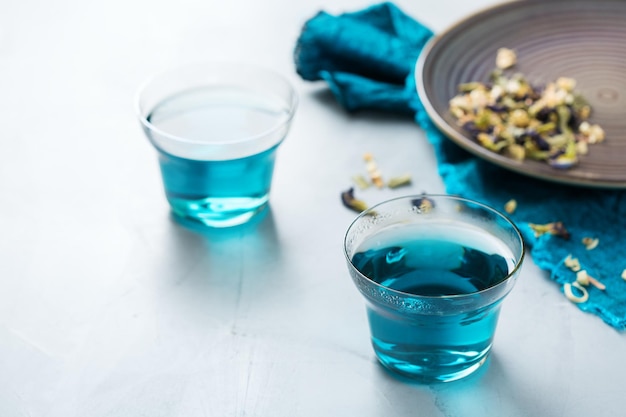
[295,2,626,330]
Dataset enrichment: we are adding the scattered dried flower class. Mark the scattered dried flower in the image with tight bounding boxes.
[363,153,384,188]
[582,237,599,250]
[509,108,530,127]
[564,254,581,272]
[575,269,606,290]
[529,221,570,240]
[341,188,369,213]
[504,143,525,161]
[504,199,517,214]
[551,222,571,239]
[449,49,605,170]
[564,282,589,304]
[579,122,605,144]
[496,47,517,69]
[352,174,370,190]
[387,174,412,189]
[556,77,576,92]
[576,140,589,155]
[576,270,590,286]
[412,195,435,213]
[588,275,606,291]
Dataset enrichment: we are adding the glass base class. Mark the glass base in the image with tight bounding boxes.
[168,195,269,228]
[373,343,491,383]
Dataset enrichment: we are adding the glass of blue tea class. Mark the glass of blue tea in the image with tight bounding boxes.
[136,62,298,228]
[344,195,524,383]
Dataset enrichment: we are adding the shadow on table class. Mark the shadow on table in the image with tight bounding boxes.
[158,205,284,300]
[373,353,562,417]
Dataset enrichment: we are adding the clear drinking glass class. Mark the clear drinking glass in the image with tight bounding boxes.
[135,62,298,228]
[344,195,524,383]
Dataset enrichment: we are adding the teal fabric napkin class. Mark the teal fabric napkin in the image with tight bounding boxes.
[295,2,626,330]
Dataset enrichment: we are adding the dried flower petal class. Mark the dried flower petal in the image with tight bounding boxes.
[529,221,570,239]
[576,270,590,286]
[564,282,589,303]
[579,122,605,144]
[548,153,578,169]
[341,188,369,213]
[576,269,605,290]
[387,174,412,189]
[363,153,384,189]
[411,195,435,213]
[556,77,577,92]
[564,254,581,272]
[504,199,517,214]
[552,222,571,239]
[352,174,371,190]
[509,109,530,127]
[496,47,517,69]
[504,144,526,161]
[582,237,599,250]
[587,275,606,291]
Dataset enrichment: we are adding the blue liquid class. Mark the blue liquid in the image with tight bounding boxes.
[351,225,514,382]
[146,86,289,227]
[156,147,276,227]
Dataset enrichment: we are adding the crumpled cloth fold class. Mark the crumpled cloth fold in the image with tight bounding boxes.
[294,2,626,330]
[294,2,431,113]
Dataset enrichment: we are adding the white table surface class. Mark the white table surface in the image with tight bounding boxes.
[1,0,624,416]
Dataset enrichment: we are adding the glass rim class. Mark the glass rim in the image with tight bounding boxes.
[343,194,526,301]
[134,61,299,149]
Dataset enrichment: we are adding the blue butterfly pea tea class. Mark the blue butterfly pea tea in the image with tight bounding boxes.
[344,195,524,383]
[136,62,297,228]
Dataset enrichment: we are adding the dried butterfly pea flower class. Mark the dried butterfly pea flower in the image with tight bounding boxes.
[576,270,590,286]
[504,143,525,161]
[477,132,508,152]
[582,237,599,250]
[352,174,371,190]
[411,195,435,213]
[509,109,530,127]
[458,82,488,93]
[496,47,517,69]
[448,49,605,170]
[564,254,581,272]
[579,122,605,144]
[556,77,576,92]
[576,140,589,155]
[363,153,384,189]
[504,199,517,214]
[576,270,606,290]
[529,221,570,240]
[548,151,578,170]
[341,188,369,213]
[387,174,412,189]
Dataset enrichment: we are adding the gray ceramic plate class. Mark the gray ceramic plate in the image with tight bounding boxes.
[416,0,626,188]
